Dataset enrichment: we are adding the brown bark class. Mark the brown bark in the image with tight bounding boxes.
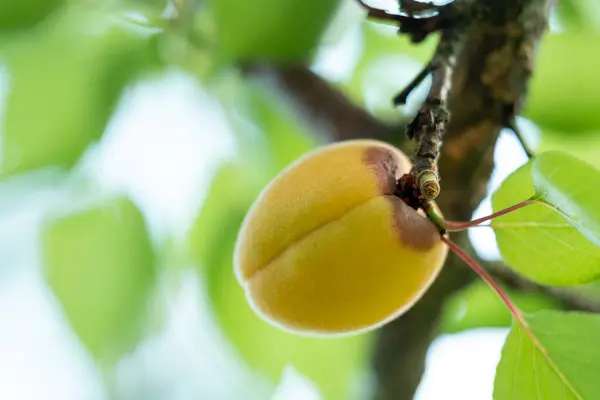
[483,256,600,314]
[240,63,407,147]
[372,1,554,398]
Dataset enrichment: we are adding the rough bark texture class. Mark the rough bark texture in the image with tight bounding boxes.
[372,1,554,398]
[242,0,555,398]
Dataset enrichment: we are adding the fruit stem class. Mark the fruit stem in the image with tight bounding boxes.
[444,199,536,232]
[441,236,527,327]
[423,201,447,234]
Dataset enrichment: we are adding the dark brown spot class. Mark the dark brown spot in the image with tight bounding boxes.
[388,196,440,251]
[363,146,405,195]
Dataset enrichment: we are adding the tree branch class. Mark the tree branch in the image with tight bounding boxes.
[452,238,600,313]
[240,63,409,149]
[484,258,600,314]
[370,0,554,399]
[405,26,461,200]
[357,0,464,43]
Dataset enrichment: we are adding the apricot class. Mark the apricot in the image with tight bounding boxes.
[234,139,448,335]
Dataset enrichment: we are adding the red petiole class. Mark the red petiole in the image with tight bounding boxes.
[441,236,527,327]
[444,199,536,232]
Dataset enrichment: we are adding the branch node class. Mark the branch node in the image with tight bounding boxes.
[418,169,440,200]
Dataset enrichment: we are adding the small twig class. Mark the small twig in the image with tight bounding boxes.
[399,0,438,14]
[392,63,434,106]
[356,0,461,43]
[356,0,408,22]
[405,103,445,200]
[405,27,462,200]
[357,0,470,200]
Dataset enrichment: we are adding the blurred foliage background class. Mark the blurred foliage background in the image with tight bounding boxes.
[1,0,600,399]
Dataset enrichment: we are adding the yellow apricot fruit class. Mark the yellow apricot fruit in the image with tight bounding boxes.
[234,139,448,336]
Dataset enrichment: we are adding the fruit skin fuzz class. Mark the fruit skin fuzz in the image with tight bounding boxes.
[234,139,448,336]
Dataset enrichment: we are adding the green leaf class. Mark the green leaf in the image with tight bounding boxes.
[441,281,561,334]
[189,116,366,400]
[205,222,370,400]
[532,151,600,249]
[193,200,369,400]
[538,129,600,170]
[188,76,367,398]
[190,77,319,270]
[0,0,63,31]
[491,161,600,285]
[188,160,266,273]
[0,12,162,177]
[189,163,370,399]
[494,310,600,400]
[243,82,318,171]
[526,32,600,133]
[567,280,600,304]
[554,0,597,32]
[43,197,156,362]
[209,0,341,62]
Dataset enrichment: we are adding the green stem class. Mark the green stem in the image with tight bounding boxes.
[423,201,447,234]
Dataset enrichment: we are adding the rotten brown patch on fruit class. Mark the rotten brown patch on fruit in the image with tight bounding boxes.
[389,197,440,251]
[363,147,402,195]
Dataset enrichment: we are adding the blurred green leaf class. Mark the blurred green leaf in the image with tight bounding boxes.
[491,161,600,285]
[538,129,600,170]
[243,82,318,170]
[494,310,600,400]
[207,226,370,400]
[189,159,370,400]
[43,197,156,362]
[189,79,367,399]
[189,77,318,271]
[0,0,63,31]
[532,151,600,248]
[554,0,597,32]
[0,11,163,177]
[441,280,561,334]
[209,0,341,62]
[188,160,266,274]
[526,32,600,133]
